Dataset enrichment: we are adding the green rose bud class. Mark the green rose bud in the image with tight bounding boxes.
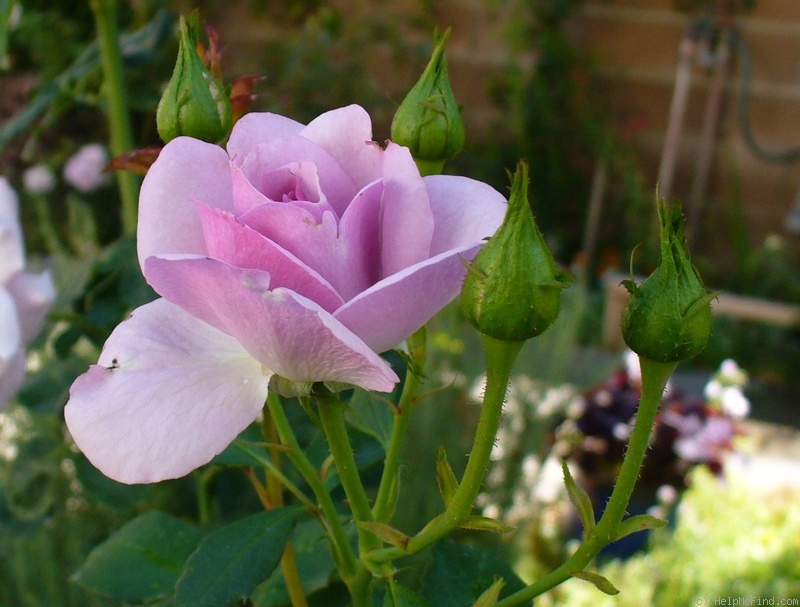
[390,28,465,176]
[156,12,233,144]
[621,197,715,363]
[461,161,572,342]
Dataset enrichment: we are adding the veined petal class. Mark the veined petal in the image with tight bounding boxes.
[196,204,344,312]
[334,244,483,353]
[226,112,305,163]
[144,257,399,392]
[380,143,434,277]
[299,105,384,188]
[424,175,507,255]
[137,137,233,268]
[64,299,271,484]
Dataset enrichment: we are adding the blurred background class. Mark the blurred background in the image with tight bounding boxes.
[1,0,799,605]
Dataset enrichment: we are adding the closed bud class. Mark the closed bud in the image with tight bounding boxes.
[391,29,465,176]
[156,12,233,144]
[621,197,714,363]
[461,161,572,342]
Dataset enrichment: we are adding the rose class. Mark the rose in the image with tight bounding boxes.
[65,105,507,484]
[0,178,55,408]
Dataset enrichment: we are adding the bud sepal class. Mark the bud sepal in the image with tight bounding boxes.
[156,11,233,144]
[390,29,465,176]
[621,197,714,363]
[461,161,572,342]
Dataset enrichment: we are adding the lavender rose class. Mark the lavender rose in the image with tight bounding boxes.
[65,105,507,484]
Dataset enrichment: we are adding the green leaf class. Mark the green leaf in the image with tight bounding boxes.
[250,518,337,606]
[470,578,505,607]
[72,511,204,603]
[436,446,459,507]
[573,570,620,595]
[460,516,515,534]
[175,507,301,607]
[421,542,529,607]
[358,521,409,549]
[614,513,668,541]
[384,582,431,607]
[211,425,273,468]
[346,388,395,451]
[561,460,595,535]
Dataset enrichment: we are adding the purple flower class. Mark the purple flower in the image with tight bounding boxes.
[65,105,507,484]
[1,179,55,408]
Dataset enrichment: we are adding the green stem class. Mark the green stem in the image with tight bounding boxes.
[368,336,523,564]
[494,357,676,607]
[90,0,140,235]
[261,411,309,607]
[372,327,427,522]
[315,391,379,552]
[265,392,359,582]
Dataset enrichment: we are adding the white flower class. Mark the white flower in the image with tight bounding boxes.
[0,178,55,408]
[22,165,56,195]
[720,386,750,419]
[63,144,110,193]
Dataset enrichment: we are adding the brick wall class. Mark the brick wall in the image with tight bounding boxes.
[201,0,800,260]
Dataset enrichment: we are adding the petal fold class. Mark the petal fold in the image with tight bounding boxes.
[144,257,399,391]
[64,299,271,484]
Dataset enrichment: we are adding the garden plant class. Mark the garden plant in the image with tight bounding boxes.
[0,3,724,606]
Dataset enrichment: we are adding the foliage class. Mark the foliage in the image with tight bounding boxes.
[531,466,800,606]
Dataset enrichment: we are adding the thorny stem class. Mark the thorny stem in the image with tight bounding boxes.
[493,357,677,607]
[265,392,359,584]
[367,336,523,564]
[372,326,427,522]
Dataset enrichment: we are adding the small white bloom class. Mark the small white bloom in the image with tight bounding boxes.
[613,422,631,441]
[22,165,56,195]
[721,386,750,419]
[623,349,641,384]
[595,389,613,407]
[63,144,110,193]
[703,379,723,401]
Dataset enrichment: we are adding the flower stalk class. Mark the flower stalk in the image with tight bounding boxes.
[89,0,140,235]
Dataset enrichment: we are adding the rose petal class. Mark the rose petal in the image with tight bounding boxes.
[299,105,383,188]
[241,137,358,216]
[238,201,341,293]
[335,180,383,301]
[379,143,434,277]
[8,270,55,343]
[226,112,305,163]
[0,178,24,283]
[334,244,483,353]
[137,137,233,268]
[64,299,272,484]
[424,175,508,255]
[196,204,344,311]
[144,256,399,391]
[0,285,21,361]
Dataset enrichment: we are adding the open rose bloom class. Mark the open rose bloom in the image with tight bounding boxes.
[65,105,507,484]
[1,178,55,408]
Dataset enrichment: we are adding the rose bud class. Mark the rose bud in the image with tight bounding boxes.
[621,198,714,363]
[461,160,572,342]
[390,28,465,176]
[156,12,232,144]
